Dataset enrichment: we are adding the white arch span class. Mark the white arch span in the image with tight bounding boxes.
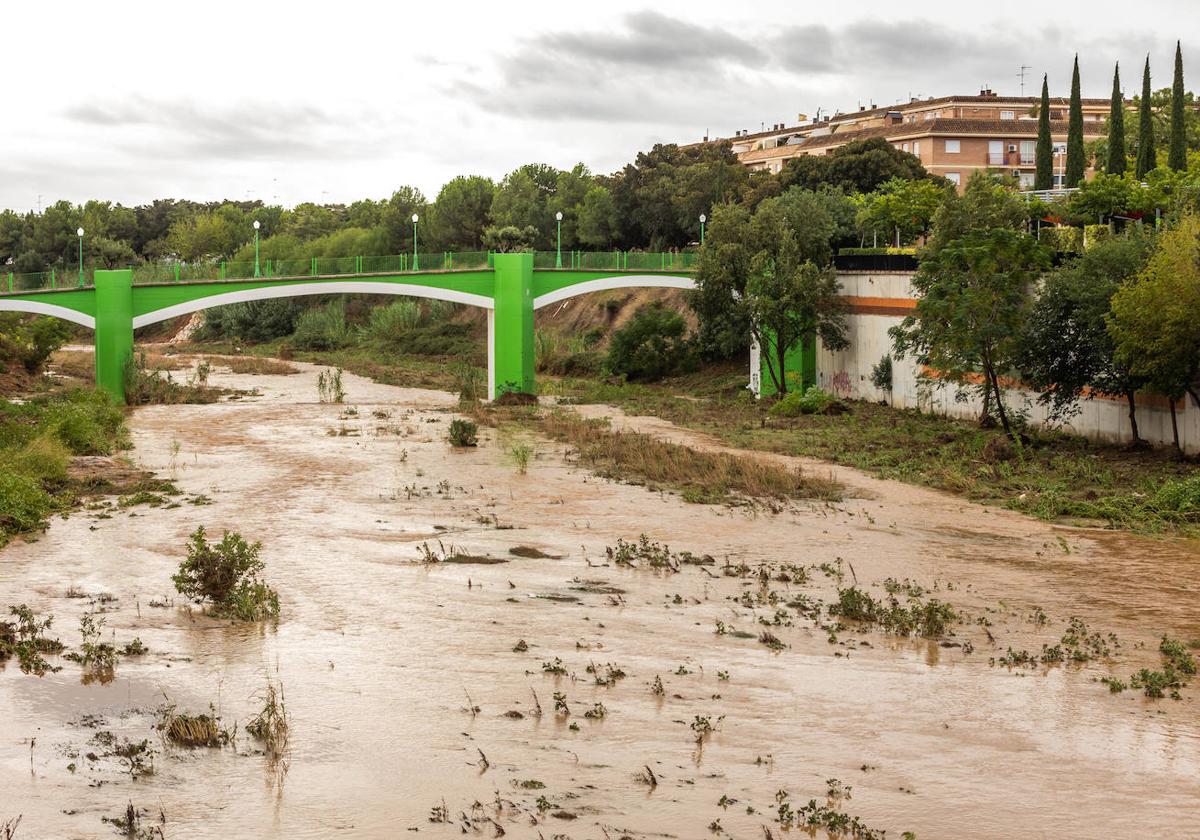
[533,274,695,310]
[132,281,494,329]
[0,299,96,329]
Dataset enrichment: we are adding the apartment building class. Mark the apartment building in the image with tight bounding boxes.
[709,90,1112,189]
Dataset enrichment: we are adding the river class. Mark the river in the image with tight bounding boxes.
[1,359,1197,838]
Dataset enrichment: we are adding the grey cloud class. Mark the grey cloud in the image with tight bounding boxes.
[552,10,768,70]
[773,24,836,72]
[61,97,390,162]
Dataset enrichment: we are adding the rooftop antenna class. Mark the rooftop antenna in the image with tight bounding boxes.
[1017,65,1031,95]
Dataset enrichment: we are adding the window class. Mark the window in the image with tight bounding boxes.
[1019,171,1036,188]
[1020,140,1036,165]
[988,140,1004,165]
[946,172,961,186]
[945,139,961,153]
[1000,110,1015,120]
[913,141,921,156]
[902,142,909,152]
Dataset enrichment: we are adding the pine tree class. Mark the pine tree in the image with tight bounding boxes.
[1035,75,1054,190]
[1136,56,1157,178]
[1168,40,1187,171]
[1066,55,1086,187]
[1107,63,1126,174]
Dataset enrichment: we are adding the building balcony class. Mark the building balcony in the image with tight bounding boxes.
[988,152,1006,165]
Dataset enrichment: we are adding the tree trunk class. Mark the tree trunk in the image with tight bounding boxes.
[776,339,790,395]
[988,367,1015,440]
[1168,398,1181,454]
[759,332,784,396]
[1125,390,1143,444]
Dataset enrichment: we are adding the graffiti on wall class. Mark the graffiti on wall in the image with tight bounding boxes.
[829,370,852,397]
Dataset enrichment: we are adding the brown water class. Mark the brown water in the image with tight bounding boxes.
[2,360,1198,839]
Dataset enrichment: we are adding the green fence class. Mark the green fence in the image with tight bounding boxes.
[2,250,700,293]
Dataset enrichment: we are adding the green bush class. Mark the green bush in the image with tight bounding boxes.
[1150,474,1200,514]
[448,419,478,447]
[42,390,126,454]
[391,322,478,357]
[770,385,836,417]
[0,473,52,539]
[172,526,279,622]
[292,299,353,350]
[870,355,893,391]
[4,435,69,486]
[363,300,422,344]
[605,304,694,382]
[0,314,71,374]
[199,299,301,343]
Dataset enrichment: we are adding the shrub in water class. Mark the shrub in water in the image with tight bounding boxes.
[172,526,279,621]
[605,304,695,382]
[448,419,478,447]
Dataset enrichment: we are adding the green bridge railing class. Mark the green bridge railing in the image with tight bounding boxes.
[1,250,699,294]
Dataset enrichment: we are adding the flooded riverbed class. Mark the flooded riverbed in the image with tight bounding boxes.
[2,360,1198,838]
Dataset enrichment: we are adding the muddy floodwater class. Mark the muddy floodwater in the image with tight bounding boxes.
[2,360,1198,838]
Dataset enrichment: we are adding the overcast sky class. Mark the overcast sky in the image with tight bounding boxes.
[2,1,1194,211]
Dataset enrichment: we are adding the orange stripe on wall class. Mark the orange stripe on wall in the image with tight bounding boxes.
[842,296,917,316]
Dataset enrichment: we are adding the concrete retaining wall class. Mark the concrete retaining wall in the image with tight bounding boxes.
[818,272,1200,453]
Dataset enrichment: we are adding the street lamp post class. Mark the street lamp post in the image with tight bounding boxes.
[76,227,84,287]
[699,214,706,246]
[412,214,419,271]
[253,220,261,277]
[555,211,563,268]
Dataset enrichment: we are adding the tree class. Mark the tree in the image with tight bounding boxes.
[605,304,693,381]
[924,171,1029,256]
[1169,41,1187,171]
[1036,75,1054,190]
[1136,57,1157,178]
[690,203,754,360]
[609,142,747,249]
[746,251,847,395]
[576,185,619,248]
[692,188,847,389]
[489,164,563,248]
[1017,232,1153,441]
[1107,63,1127,175]
[891,228,1050,439]
[428,175,494,250]
[1066,56,1086,187]
[1108,215,1200,452]
[380,186,427,254]
[855,178,950,245]
[782,137,934,195]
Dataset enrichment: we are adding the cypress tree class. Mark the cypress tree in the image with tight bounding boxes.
[1107,62,1126,174]
[1035,74,1053,190]
[1136,56,1156,178]
[1065,55,1086,187]
[1168,40,1186,171]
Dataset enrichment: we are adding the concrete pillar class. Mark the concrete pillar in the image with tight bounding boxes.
[93,269,133,402]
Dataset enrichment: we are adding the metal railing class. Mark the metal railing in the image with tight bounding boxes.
[1,250,699,294]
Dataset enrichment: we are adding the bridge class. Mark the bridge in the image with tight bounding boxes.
[0,251,697,401]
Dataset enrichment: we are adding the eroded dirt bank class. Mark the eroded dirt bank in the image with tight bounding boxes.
[1,360,1198,839]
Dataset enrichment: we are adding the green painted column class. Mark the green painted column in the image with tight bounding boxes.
[93,269,134,402]
[759,331,816,397]
[491,252,534,397]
